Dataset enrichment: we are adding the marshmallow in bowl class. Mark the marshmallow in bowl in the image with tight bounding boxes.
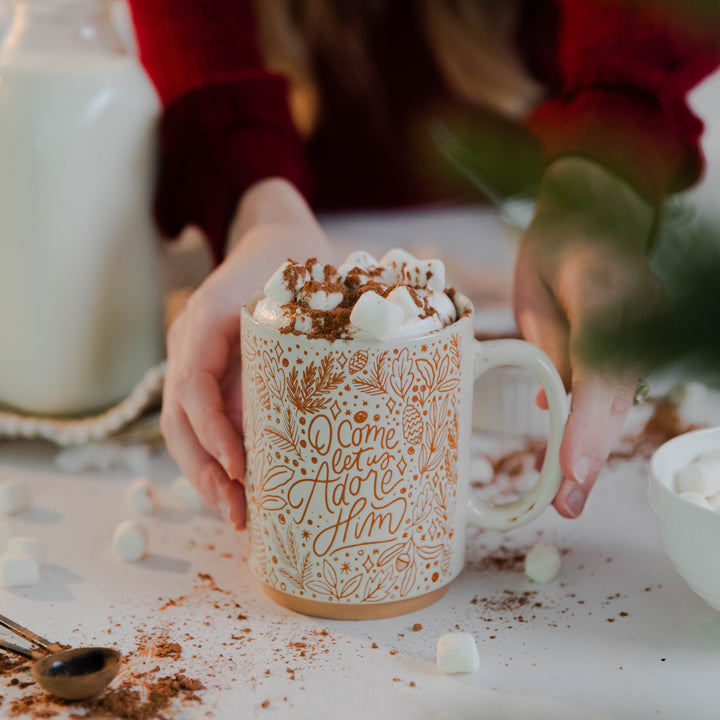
[675,454,720,511]
[678,491,715,510]
[252,249,457,341]
[676,459,720,497]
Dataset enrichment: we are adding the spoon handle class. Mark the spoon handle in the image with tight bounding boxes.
[0,638,44,660]
[0,614,64,654]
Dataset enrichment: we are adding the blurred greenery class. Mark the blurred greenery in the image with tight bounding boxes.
[429,119,541,207]
[433,120,720,387]
[431,0,720,385]
[579,199,720,386]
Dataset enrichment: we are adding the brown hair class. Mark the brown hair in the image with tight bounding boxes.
[253,0,541,137]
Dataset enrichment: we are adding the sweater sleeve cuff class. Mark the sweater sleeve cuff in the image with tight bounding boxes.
[155,73,313,263]
[526,88,706,206]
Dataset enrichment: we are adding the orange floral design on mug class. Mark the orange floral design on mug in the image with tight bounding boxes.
[241,327,463,607]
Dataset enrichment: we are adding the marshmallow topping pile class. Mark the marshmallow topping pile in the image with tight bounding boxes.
[253,248,457,341]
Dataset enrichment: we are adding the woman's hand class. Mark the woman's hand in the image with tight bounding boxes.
[514,157,664,518]
[160,178,332,528]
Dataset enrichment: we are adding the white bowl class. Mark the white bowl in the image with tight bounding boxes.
[649,427,720,611]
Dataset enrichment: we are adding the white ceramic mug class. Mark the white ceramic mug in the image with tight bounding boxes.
[240,293,568,619]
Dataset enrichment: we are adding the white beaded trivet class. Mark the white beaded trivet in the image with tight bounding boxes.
[0,362,166,447]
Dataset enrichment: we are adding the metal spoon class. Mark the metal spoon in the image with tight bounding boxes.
[0,613,122,700]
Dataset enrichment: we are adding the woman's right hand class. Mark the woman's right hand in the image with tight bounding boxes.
[160,178,332,529]
[513,157,663,519]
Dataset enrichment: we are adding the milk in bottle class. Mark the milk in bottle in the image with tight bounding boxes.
[0,0,164,416]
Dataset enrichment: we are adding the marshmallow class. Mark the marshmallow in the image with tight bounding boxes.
[436,632,480,674]
[401,259,446,293]
[0,554,39,588]
[708,492,720,511]
[112,520,147,563]
[251,297,289,330]
[428,290,457,325]
[386,286,420,323]
[336,265,370,286]
[469,455,494,485]
[378,248,416,282]
[294,314,314,335]
[675,460,720,497]
[55,443,150,474]
[253,250,457,340]
[678,491,715,511]
[171,475,207,512]
[524,542,562,584]
[263,261,297,303]
[396,316,443,339]
[125,476,156,515]
[342,250,377,271]
[0,480,32,516]
[305,290,343,312]
[6,536,45,567]
[349,291,404,341]
[308,261,330,283]
[695,449,720,464]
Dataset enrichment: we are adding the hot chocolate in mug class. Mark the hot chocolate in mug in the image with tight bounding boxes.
[240,293,568,619]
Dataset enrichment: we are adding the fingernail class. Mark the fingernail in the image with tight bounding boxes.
[217,499,231,524]
[573,457,590,485]
[565,488,586,518]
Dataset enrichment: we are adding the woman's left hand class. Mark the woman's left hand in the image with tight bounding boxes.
[513,157,664,518]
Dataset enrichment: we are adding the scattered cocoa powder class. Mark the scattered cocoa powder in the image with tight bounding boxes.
[609,398,704,462]
[153,641,182,661]
[474,544,527,574]
[491,439,546,480]
[0,654,28,677]
[474,395,703,498]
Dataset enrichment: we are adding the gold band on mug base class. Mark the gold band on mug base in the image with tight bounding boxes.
[261,582,450,620]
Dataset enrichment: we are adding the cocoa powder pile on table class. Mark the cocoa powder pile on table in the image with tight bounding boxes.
[0,631,204,720]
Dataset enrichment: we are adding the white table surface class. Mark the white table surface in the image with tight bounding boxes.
[1,206,720,720]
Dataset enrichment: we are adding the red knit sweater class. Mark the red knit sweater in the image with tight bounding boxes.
[128,0,719,262]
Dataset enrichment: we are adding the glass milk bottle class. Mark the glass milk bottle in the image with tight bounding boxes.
[0,0,164,416]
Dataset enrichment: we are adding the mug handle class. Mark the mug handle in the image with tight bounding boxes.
[467,339,569,532]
